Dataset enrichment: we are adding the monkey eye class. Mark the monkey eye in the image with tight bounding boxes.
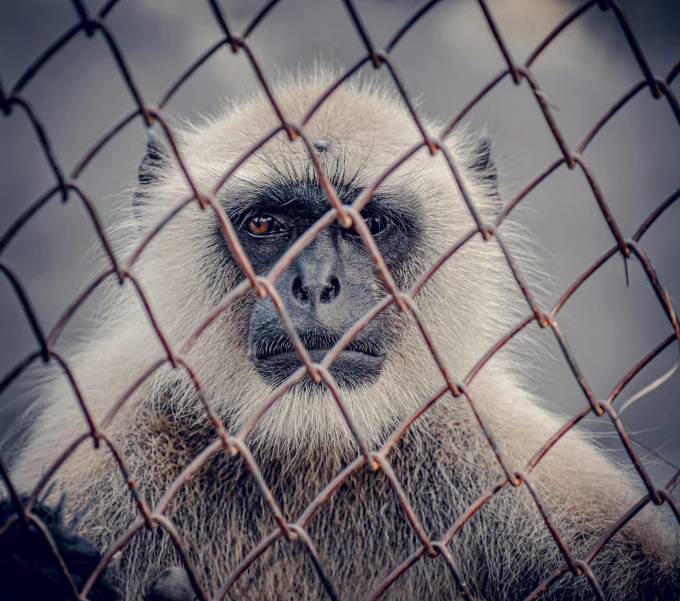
[245,215,287,237]
[361,214,390,237]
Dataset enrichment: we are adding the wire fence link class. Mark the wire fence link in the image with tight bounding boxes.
[1,0,679,599]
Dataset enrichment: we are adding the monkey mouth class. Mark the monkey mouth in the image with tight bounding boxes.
[253,335,382,360]
[251,334,385,389]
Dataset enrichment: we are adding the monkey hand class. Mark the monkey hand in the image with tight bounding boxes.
[147,566,197,601]
[0,496,118,601]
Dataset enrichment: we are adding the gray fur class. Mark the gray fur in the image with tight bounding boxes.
[9,67,679,600]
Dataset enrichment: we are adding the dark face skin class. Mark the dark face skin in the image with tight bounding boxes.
[139,134,493,390]
[226,177,420,389]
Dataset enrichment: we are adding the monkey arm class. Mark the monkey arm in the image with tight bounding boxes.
[475,381,680,600]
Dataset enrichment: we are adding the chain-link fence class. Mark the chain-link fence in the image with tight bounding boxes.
[1,0,679,599]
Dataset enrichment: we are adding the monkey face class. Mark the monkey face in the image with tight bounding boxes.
[229,179,419,389]
[129,71,520,449]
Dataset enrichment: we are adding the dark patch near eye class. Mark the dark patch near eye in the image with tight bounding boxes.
[213,167,424,293]
[258,196,410,280]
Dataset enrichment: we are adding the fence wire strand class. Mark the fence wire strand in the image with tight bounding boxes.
[1,0,679,599]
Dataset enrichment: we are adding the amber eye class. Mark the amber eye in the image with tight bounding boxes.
[246,215,285,237]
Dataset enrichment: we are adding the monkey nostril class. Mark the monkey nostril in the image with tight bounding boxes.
[293,275,340,305]
[320,276,341,304]
[292,276,310,305]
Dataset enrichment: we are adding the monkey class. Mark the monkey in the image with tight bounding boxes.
[4,67,679,600]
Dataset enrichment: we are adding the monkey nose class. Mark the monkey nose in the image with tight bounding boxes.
[291,275,341,306]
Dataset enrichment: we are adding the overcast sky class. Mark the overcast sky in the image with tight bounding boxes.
[1,0,679,486]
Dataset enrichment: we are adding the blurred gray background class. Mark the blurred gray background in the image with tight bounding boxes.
[0,0,679,491]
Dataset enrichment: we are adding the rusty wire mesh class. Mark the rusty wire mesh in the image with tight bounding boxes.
[1,0,679,599]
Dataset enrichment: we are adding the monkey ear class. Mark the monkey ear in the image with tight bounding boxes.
[133,131,168,220]
[470,133,501,212]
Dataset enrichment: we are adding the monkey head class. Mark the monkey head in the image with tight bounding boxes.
[127,70,525,454]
